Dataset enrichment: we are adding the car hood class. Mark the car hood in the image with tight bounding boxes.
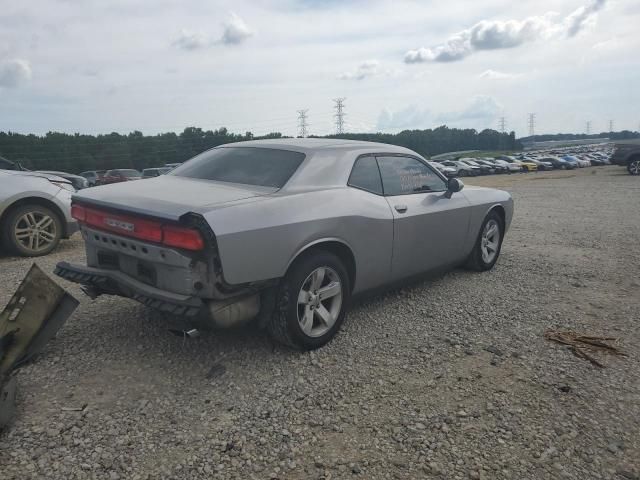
[73,175,276,221]
[2,169,72,184]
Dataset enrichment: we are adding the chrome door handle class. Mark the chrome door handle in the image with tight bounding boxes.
[394,204,408,213]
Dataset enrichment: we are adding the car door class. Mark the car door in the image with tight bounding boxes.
[376,155,471,281]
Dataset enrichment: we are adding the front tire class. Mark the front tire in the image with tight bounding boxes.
[465,211,504,272]
[628,159,640,175]
[1,204,63,257]
[267,251,350,350]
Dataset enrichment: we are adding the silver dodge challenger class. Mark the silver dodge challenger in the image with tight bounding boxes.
[56,139,513,349]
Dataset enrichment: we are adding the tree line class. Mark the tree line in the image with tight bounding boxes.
[0,126,520,174]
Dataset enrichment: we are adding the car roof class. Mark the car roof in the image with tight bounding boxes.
[215,138,416,155]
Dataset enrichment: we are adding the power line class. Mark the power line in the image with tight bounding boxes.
[333,98,346,135]
[527,113,536,137]
[297,109,309,138]
[498,117,506,133]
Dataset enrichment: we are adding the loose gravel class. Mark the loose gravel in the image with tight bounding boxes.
[1,166,639,480]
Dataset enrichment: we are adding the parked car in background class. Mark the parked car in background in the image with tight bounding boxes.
[164,163,182,169]
[540,156,574,170]
[562,156,583,168]
[440,160,478,177]
[459,158,491,175]
[476,159,508,174]
[56,139,513,350]
[142,167,173,178]
[0,170,78,256]
[496,156,525,171]
[523,158,554,171]
[99,169,142,185]
[428,161,457,178]
[80,170,106,186]
[519,159,539,172]
[37,170,89,190]
[487,158,520,173]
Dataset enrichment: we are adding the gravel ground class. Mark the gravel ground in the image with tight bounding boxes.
[1,166,639,480]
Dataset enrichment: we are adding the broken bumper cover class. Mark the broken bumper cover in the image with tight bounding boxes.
[54,261,203,316]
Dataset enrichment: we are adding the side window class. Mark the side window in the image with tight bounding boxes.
[348,156,383,195]
[377,156,447,196]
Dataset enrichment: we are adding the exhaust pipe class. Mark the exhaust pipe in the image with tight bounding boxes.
[205,293,260,329]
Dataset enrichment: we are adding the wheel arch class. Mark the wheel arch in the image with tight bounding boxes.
[286,238,357,293]
[487,204,506,227]
[0,196,68,237]
[627,153,640,164]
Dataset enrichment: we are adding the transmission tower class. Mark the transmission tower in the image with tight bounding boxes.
[527,113,536,137]
[333,98,346,134]
[499,117,506,133]
[586,121,592,135]
[608,119,614,132]
[297,109,309,138]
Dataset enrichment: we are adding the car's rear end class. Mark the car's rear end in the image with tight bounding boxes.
[56,201,213,316]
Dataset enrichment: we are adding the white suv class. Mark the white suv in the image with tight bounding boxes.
[0,162,78,256]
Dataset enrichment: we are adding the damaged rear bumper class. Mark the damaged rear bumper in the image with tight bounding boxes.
[54,261,202,316]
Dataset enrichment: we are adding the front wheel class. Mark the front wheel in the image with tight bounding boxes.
[628,159,640,175]
[267,251,350,350]
[1,204,63,257]
[465,211,504,271]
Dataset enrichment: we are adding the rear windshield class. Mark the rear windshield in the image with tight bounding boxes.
[171,147,305,188]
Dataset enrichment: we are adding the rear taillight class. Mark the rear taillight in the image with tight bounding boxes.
[162,225,205,251]
[73,204,204,251]
[71,204,86,221]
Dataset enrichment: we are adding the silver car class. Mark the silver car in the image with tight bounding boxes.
[56,139,513,349]
[0,169,78,256]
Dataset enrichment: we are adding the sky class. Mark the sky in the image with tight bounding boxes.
[1,0,639,138]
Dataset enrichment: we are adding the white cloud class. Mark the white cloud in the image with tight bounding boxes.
[220,13,253,45]
[172,29,209,51]
[377,105,432,130]
[437,96,502,123]
[565,0,606,37]
[479,69,521,80]
[0,59,32,88]
[405,0,607,63]
[173,14,253,51]
[339,59,380,80]
[376,96,501,132]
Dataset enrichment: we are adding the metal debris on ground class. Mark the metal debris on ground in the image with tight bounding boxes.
[544,329,627,368]
[0,264,79,430]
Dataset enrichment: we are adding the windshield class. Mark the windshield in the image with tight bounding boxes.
[171,147,306,188]
[119,169,141,177]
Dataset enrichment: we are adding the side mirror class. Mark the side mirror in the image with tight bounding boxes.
[445,177,464,198]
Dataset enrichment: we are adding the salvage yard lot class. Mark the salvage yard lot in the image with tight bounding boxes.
[1,167,639,479]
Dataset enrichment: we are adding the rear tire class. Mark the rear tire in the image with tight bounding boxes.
[465,211,504,272]
[267,251,350,350]
[1,204,63,257]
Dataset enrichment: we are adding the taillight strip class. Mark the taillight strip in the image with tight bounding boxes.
[71,204,204,251]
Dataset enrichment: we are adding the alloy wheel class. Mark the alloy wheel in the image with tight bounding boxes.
[14,211,58,254]
[297,266,343,338]
[629,160,640,175]
[480,219,500,264]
